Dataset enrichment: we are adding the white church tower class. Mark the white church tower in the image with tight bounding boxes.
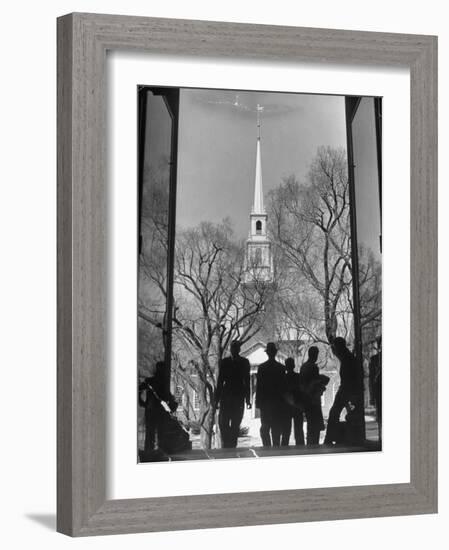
[244,105,274,284]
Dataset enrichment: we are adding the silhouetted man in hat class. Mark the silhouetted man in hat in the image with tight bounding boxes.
[256,342,285,447]
[215,340,251,448]
[324,337,364,445]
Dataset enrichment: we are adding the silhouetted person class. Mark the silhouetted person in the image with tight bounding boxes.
[256,342,285,447]
[299,346,329,445]
[324,337,364,445]
[369,337,382,433]
[215,340,251,448]
[281,357,305,446]
[139,361,177,457]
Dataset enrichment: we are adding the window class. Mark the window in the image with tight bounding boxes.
[346,96,382,413]
[137,86,179,388]
[193,391,200,411]
[175,385,184,403]
[256,220,262,234]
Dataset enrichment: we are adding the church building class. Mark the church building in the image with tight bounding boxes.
[244,105,274,284]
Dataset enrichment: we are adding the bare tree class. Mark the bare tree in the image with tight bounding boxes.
[268,146,353,345]
[172,220,269,448]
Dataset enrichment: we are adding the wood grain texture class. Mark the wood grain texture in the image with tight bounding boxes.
[57,13,74,536]
[409,37,438,507]
[57,12,438,536]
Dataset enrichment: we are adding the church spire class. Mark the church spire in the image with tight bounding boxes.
[244,103,273,284]
[252,104,265,214]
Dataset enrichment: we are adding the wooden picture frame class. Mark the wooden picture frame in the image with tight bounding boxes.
[57,12,438,536]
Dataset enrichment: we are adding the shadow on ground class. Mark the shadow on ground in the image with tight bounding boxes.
[25,514,56,531]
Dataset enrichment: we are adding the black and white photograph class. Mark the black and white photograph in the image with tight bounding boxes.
[137,86,382,462]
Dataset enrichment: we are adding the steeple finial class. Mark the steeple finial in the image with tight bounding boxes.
[252,104,265,214]
[256,103,263,140]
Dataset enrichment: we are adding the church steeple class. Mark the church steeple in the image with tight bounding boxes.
[252,106,265,215]
[244,105,273,284]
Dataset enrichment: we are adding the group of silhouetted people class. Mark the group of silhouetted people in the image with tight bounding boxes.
[216,337,364,449]
[216,340,329,448]
[255,342,329,447]
[140,336,366,457]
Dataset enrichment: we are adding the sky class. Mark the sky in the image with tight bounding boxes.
[176,88,347,239]
[142,87,381,257]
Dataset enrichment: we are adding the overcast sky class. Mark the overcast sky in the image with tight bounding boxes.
[176,88,347,239]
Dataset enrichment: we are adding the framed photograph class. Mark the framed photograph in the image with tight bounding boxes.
[136,85,381,461]
[57,13,437,536]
